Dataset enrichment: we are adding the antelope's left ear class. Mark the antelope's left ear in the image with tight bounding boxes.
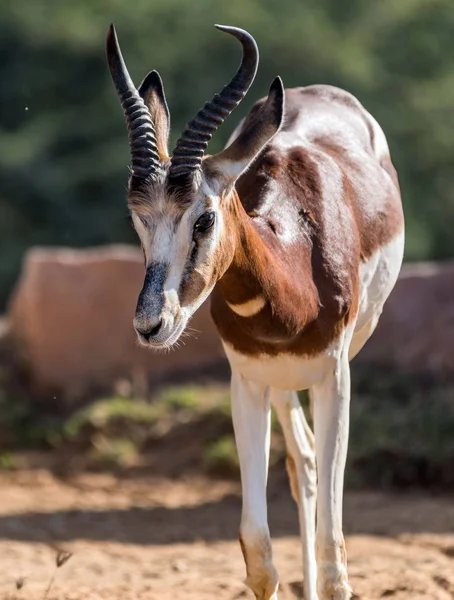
[203,76,284,191]
[138,70,171,160]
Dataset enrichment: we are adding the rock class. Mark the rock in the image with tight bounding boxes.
[356,260,454,375]
[6,247,454,406]
[7,245,226,406]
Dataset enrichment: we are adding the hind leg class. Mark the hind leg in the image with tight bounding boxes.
[348,313,381,360]
[271,389,317,600]
[312,351,352,600]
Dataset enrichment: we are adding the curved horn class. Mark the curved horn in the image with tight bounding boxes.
[169,25,259,182]
[106,24,161,184]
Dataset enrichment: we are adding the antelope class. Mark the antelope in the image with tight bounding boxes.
[106,23,404,600]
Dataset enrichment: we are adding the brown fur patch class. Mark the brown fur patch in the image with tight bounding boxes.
[210,85,403,358]
[179,269,207,308]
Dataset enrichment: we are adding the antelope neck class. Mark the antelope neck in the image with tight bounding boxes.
[217,190,318,329]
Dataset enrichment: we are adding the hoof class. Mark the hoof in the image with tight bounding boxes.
[317,561,352,600]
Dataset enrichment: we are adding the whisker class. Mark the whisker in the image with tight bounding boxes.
[186,325,201,334]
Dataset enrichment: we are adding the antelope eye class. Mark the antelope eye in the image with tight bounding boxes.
[194,211,215,232]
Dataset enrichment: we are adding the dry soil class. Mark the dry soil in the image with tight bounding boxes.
[0,469,453,599]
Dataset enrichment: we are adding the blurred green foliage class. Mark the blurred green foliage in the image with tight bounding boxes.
[1,0,454,307]
[1,375,454,487]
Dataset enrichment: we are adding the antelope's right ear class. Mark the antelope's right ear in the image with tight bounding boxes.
[138,70,171,161]
[203,76,284,191]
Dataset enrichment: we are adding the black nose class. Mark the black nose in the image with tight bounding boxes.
[136,319,163,341]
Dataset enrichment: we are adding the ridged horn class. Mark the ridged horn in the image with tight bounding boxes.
[168,25,259,182]
[106,24,161,185]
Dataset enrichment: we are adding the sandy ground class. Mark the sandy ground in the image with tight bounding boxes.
[0,469,453,600]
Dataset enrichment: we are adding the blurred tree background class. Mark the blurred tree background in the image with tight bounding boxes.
[1,0,453,308]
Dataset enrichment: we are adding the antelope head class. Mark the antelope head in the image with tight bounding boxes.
[106,24,284,348]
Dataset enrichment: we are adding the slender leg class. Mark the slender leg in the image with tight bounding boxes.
[271,389,317,600]
[231,370,279,600]
[312,353,352,600]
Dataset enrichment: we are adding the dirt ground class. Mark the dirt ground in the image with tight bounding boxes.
[0,468,453,600]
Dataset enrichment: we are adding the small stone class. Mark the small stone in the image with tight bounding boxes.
[171,560,188,572]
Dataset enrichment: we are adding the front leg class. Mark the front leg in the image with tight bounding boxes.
[312,353,353,600]
[231,371,279,600]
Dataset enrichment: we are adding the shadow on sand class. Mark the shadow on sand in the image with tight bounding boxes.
[0,471,453,546]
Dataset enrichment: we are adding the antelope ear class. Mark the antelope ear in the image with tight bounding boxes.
[203,76,284,189]
[138,70,171,160]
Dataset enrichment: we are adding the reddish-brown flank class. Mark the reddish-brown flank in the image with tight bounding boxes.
[210,85,404,357]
